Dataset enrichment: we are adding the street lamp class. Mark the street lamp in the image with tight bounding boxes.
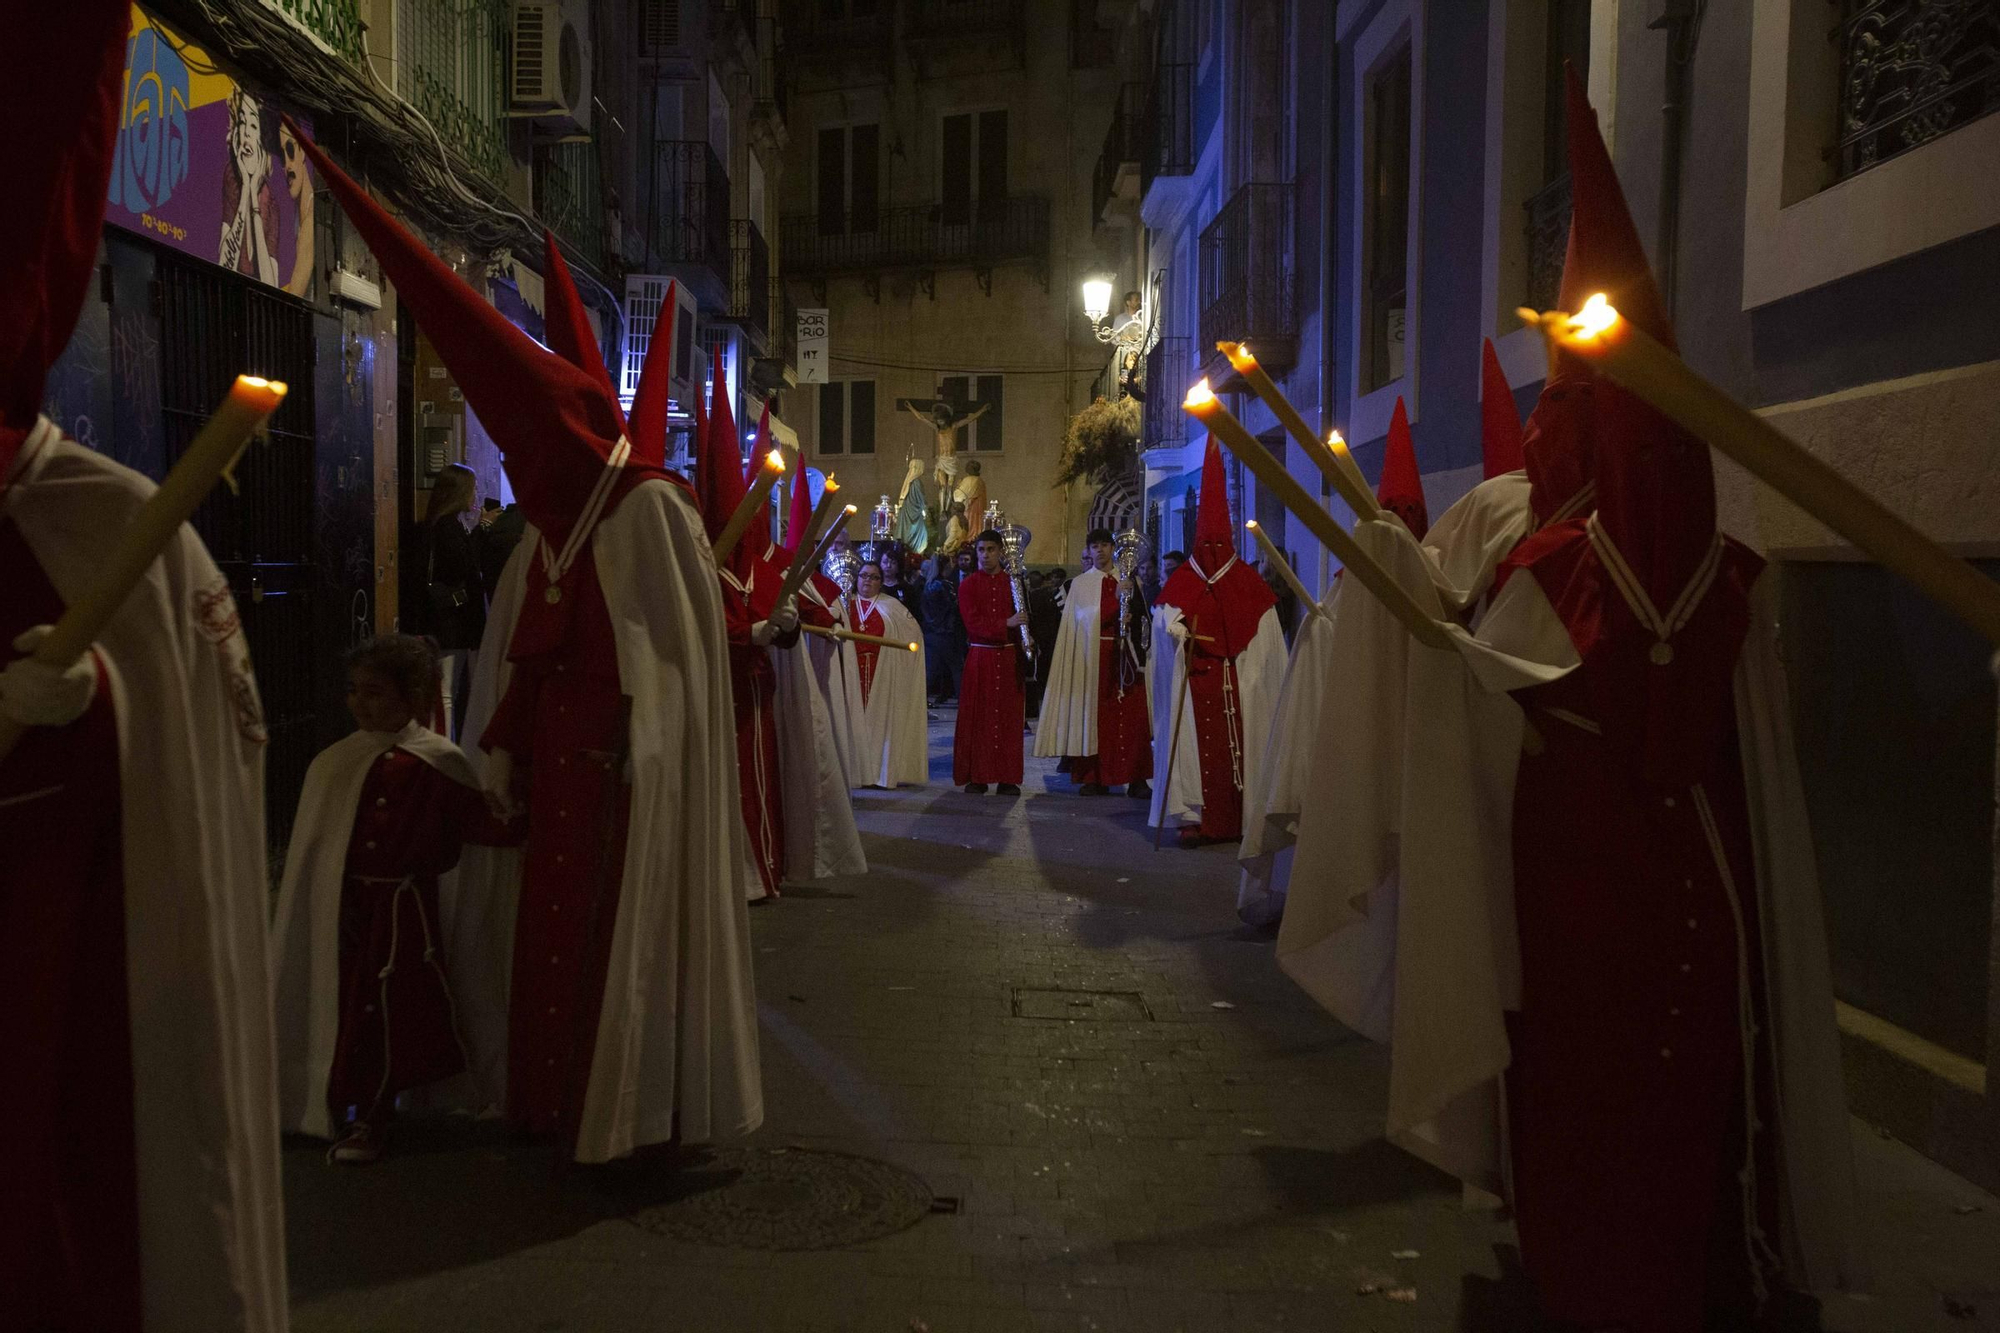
[1081,277,1114,326]
[1082,276,1157,354]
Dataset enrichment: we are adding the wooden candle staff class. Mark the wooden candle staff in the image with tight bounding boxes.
[1219,342,1382,521]
[803,623,919,652]
[1245,521,1326,621]
[1524,295,2000,649]
[1185,380,1451,650]
[0,375,289,766]
[775,478,842,607]
[713,450,786,566]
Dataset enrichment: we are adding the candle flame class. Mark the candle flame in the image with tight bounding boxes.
[765,449,786,472]
[1569,293,1620,340]
[907,642,919,653]
[1245,520,1260,532]
[843,504,858,515]
[238,375,288,397]
[1184,377,1217,409]
[1229,342,1256,369]
[824,475,838,491]
[1327,429,1347,451]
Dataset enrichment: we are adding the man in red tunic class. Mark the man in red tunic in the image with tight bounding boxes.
[2,7,287,1327]
[954,529,1028,794]
[293,128,762,1165]
[1033,527,1152,798]
[1151,442,1285,847]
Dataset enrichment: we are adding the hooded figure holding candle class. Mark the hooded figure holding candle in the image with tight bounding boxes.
[290,128,763,1164]
[699,361,865,899]
[1236,401,1429,925]
[1032,527,1154,799]
[1147,440,1286,847]
[0,5,288,1325]
[1274,70,1862,1330]
[777,458,867,784]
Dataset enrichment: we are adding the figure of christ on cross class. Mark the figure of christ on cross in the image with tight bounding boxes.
[900,396,992,492]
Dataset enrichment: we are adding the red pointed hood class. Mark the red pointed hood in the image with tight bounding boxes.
[1479,338,1526,480]
[541,229,625,436]
[288,123,656,552]
[626,281,679,468]
[784,442,814,553]
[1156,439,1275,656]
[1376,397,1429,539]
[694,348,754,575]
[747,403,774,555]
[1,0,129,479]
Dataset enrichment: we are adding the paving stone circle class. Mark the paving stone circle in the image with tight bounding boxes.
[626,1147,933,1250]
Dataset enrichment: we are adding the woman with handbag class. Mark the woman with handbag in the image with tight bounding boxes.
[417,463,486,738]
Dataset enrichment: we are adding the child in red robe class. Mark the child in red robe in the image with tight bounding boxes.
[271,635,519,1163]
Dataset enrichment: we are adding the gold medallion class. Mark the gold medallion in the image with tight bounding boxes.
[545,585,563,605]
[1649,640,1674,666]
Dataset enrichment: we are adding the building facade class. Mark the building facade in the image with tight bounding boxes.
[774,0,1127,568]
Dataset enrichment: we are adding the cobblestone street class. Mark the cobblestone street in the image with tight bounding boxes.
[286,715,2000,1333]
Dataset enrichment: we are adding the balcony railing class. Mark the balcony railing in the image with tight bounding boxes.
[907,0,1026,43]
[398,0,509,184]
[258,0,364,61]
[1199,183,1298,375]
[1832,0,2000,181]
[727,219,771,347]
[1143,0,1196,192]
[1523,171,1571,315]
[535,142,606,273]
[647,140,731,282]
[1094,82,1146,226]
[780,0,891,64]
[1141,336,1190,453]
[781,196,1051,278]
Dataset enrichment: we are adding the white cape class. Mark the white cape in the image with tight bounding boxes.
[770,629,869,878]
[1275,479,1866,1296]
[452,478,764,1162]
[7,418,288,1331]
[801,580,865,785]
[270,722,476,1139]
[1236,591,1341,925]
[847,595,929,788]
[1146,603,1287,830]
[1034,567,1111,757]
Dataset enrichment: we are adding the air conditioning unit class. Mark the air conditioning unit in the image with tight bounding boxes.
[621,274,701,420]
[511,0,592,138]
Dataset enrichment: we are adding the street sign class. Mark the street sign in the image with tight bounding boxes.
[798,306,829,384]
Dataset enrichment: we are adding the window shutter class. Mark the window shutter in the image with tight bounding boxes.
[851,125,881,233]
[942,114,973,226]
[819,382,845,454]
[977,110,1008,206]
[850,380,876,454]
[639,0,680,54]
[974,374,1003,452]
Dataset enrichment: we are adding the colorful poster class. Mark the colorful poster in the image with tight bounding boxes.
[108,6,317,294]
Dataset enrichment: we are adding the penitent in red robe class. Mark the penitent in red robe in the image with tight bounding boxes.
[480,538,633,1138]
[851,597,887,706]
[1071,575,1152,788]
[325,749,519,1125]
[953,568,1025,786]
[0,517,142,1332]
[722,556,797,898]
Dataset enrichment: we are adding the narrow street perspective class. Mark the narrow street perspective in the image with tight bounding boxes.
[280,717,2000,1333]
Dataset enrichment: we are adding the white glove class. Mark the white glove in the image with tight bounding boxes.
[0,627,98,727]
[769,597,800,635]
[750,619,777,647]
[1165,616,1189,643]
[482,748,520,821]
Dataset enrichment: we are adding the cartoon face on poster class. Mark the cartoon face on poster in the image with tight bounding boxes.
[106,6,316,295]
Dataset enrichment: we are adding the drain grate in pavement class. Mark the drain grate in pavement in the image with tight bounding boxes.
[627,1147,933,1250]
[1011,987,1154,1022]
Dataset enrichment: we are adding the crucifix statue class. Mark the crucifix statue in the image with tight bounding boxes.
[898,395,992,492]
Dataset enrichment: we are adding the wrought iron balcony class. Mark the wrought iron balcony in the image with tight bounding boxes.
[399,0,509,184]
[781,196,1051,291]
[1831,0,2000,181]
[263,0,365,61]
[1094,82,1147,227]
[726,219,771,350]
[646,140,732,300]
[1141,336,1191,454]
[907,0,1026,44]
[1523,171,1571,314]
[1199,182,1298,381]
[534,141,606,273]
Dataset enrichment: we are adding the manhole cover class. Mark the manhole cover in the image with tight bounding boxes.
[1011,987,1154,1021]
[628,1147,933,1250]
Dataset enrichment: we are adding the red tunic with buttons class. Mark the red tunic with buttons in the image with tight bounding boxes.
[1499,522,1780,1333]
[1072,576,1152,788]
[480,535,633,1137]
[722,557,795,898]
[325,748,518,1123]
[0,516,142,1332]
[953,569,1025,785]
[852,598,886,706]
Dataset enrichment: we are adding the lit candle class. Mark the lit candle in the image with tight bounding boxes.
[801,623,920,652]
[1245,521,1326,620]
[777,481,847,608]
[1219,341,1382,520]
[1184,378,1449,650]
[0,374,288,764]
[713,449,787,566]
[1524,295,2000,648]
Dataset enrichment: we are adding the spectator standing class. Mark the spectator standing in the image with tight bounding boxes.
[414,462,486,737]
[473,496,524,602]
[921,556,964,704]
